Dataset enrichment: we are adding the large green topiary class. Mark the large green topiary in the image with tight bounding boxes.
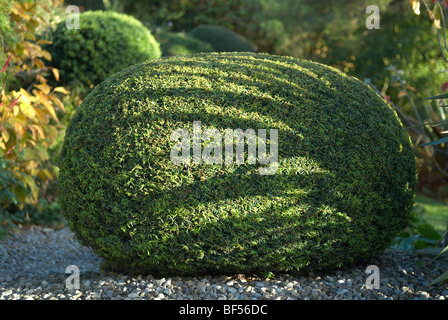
[59,52,416,276]
[47,11,161,86]
[189,25,255,53]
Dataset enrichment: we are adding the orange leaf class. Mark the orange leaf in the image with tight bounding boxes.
[40,100,59,122]
[34,58,45,69]
[53,86,69,95]
[48,93,66,112]
[41,50,51,61]
[34,108,49,124]
[397,90,407,98]
[36,39,52,45]
[35,83,51,95]
[52,68,59,81]
[30,124,45,139]
[407,85,417,92]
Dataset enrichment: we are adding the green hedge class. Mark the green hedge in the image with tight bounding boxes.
[48,11,161,86]
[155,31,215,57]
[62,0,105,11]
[59,52,416,276]
[189,25,255,53]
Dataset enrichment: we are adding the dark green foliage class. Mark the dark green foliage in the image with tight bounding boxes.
[59,52,416,276]
[189,25,255,53]
[353,1,444,104]
[0,158,26,239]
[47,11,161,86]
[155,31,215,57]
[63,0,105,11]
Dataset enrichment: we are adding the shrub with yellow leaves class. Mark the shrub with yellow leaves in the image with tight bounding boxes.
[0,0,68,238]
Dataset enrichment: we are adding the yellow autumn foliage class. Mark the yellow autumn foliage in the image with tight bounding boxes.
[0,0,68,207]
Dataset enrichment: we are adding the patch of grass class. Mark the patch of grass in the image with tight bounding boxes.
[415,193,448,234]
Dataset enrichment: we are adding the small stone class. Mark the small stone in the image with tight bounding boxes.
[128,292,139,299]
[397,265,407,275]
[228,287,237,294]
[420,292,430,299]
[2,290,12,296]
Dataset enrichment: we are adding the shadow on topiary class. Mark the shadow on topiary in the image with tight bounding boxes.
[59,52,416,277]
[47,10,161,87]
[188,25,255,53]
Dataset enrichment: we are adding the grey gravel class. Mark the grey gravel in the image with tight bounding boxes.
[1,226,448,300]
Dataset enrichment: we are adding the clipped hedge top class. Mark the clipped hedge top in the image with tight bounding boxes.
[48,10,161,86]
[59,52,416,276]
[189,25,255,53]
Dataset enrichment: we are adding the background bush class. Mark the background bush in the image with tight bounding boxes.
[155,31,215,57]
[188,25,255,53]
[59,52,416,276]
[47,10,161,86]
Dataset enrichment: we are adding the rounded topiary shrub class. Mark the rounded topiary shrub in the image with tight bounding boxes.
[59,52,416,276]
[48,11,161,86]
[155,31,215,57]
[188,25,255,53]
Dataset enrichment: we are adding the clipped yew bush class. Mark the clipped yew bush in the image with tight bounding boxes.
[155,31,215,57]
[48,11,161,86]
[189,25,255,53]
[59,52,416,276]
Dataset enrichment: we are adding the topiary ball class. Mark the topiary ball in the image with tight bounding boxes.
[48,11,161,86]
[189,25,255,53]
[59,52,416,276]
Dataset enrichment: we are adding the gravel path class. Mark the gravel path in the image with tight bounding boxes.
[1,226,447,300]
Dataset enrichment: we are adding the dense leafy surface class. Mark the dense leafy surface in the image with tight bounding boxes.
[59,52,416,276]
[48,11,161,86]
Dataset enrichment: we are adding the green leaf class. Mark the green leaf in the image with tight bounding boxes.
[432,244,448,262]
[418,137,448,147]
[424,92,448,100]
[428,270,448,287]
[407,120,448,129]
[416,224,442,240]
